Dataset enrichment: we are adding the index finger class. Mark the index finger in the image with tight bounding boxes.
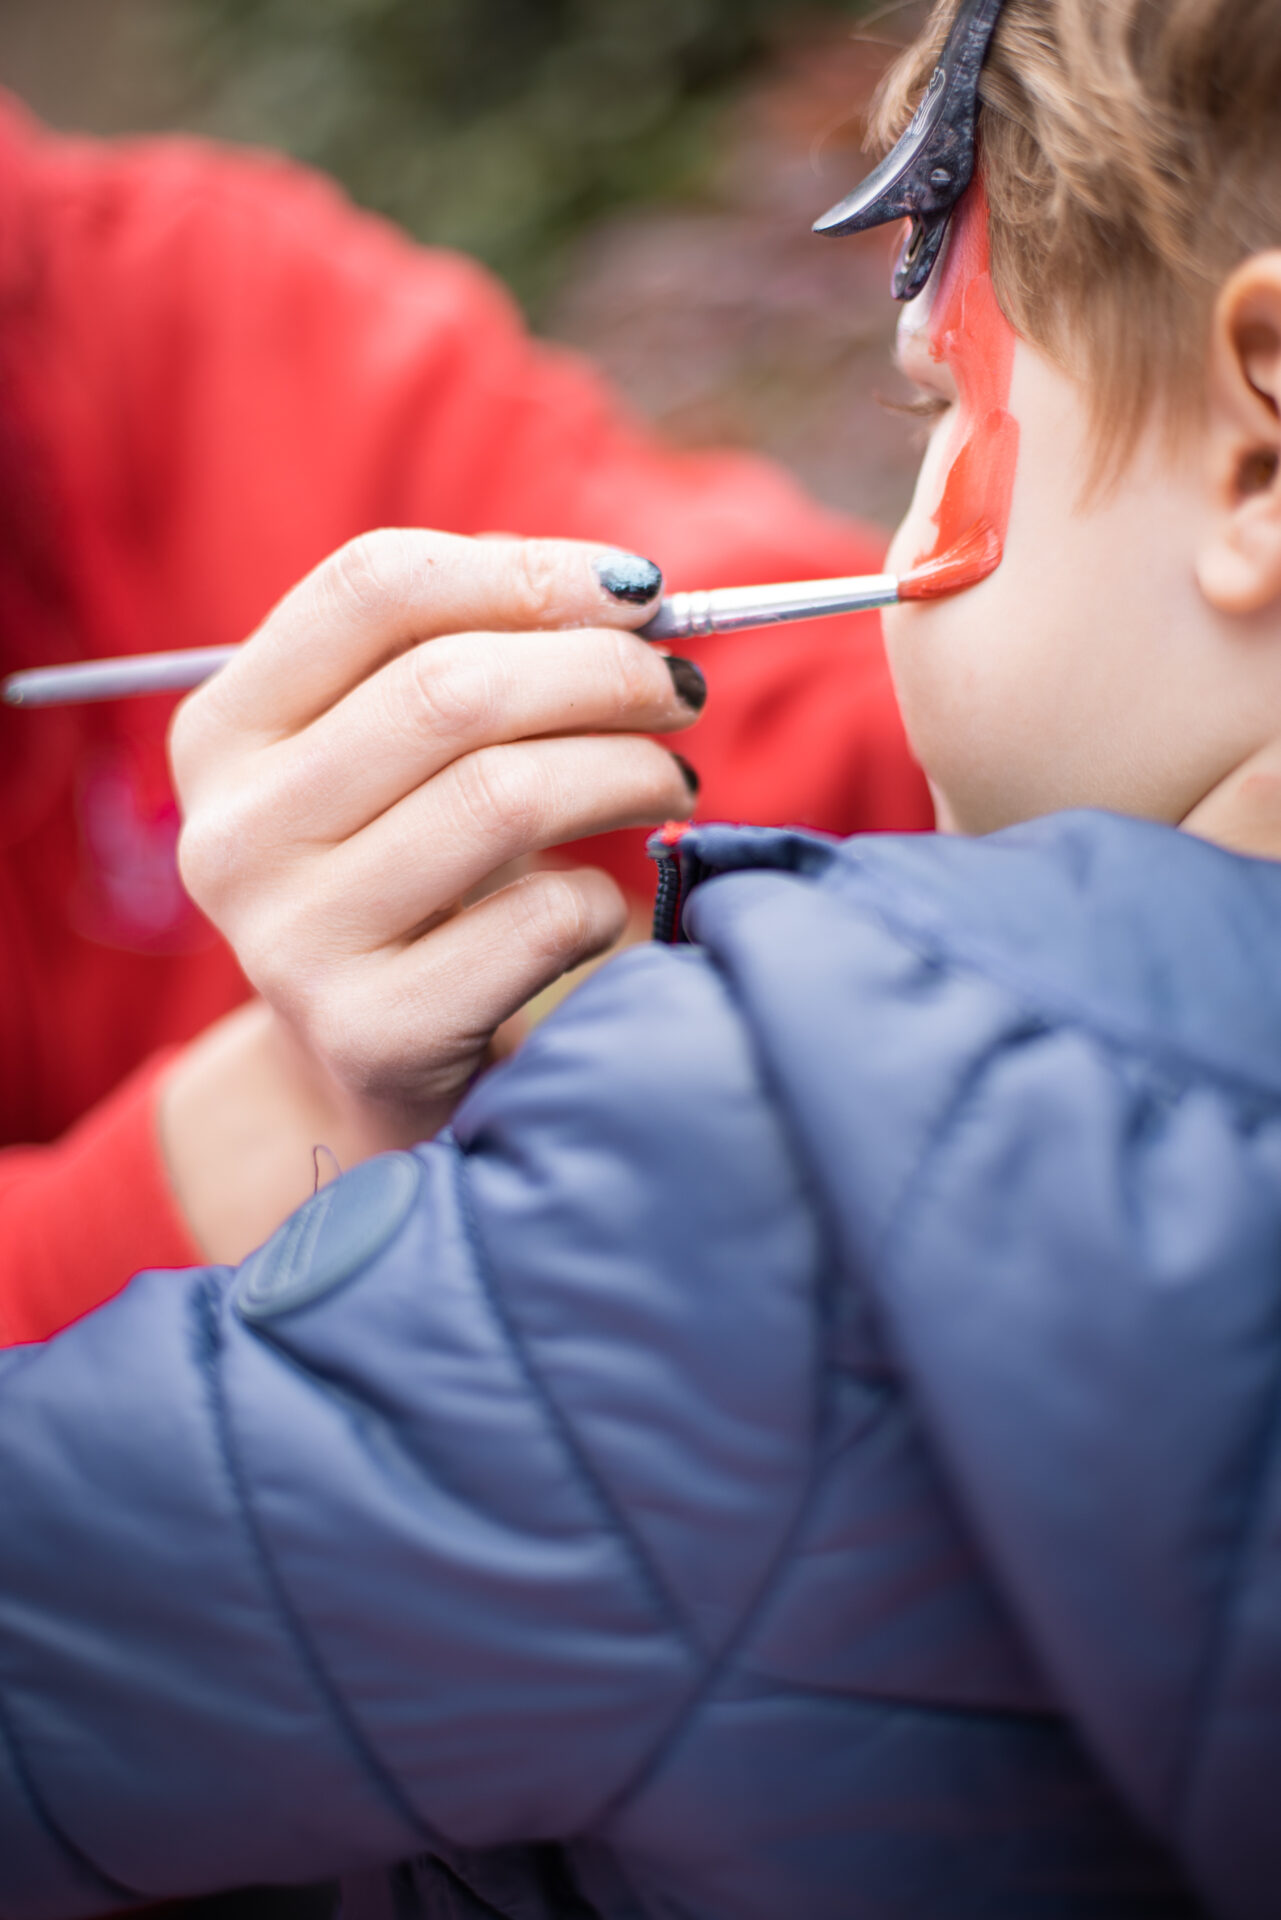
[193,530,663,739]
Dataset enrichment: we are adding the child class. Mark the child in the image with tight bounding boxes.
[2,0,1278,1914]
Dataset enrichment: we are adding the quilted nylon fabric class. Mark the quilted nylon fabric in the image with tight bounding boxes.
[8,808,1281,1916]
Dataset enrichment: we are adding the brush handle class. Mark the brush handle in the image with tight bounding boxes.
[1,573,901,707]
[2,647,239,707]
[641,574,899,640]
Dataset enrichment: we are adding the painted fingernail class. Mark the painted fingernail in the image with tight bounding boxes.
[665,656,707,713]
[672,753,700,801]
[594,552,663,605]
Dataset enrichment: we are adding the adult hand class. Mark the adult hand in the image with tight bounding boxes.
[161,531,703,1259]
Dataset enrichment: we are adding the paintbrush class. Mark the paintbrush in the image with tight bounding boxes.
[0,527,995,709]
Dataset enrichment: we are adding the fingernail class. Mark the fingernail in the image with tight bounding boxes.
[665,656,707,713]
[672,753,700,801]
[594,552,663,605]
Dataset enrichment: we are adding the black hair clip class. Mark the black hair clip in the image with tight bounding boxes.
[813,0,1007,301]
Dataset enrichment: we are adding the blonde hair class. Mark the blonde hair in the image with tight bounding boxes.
[872,0,1281,479]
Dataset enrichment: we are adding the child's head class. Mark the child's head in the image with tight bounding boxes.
[875,0,1281,835]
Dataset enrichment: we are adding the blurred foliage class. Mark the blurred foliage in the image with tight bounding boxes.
[176,0,876,309]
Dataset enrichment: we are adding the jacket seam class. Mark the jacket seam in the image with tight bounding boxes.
[400,1855,512,1920]
[196,1276,434,1850]
[576,945,843,1831]
[705,939,867,1428]
[586,1436,838,1838]
[727,1665,1059,1721]
[0,1678,141,1905]
[1171,1358,1281,1833]
[866,1032,1273,1835]
[822,857,1281,1111]
[450,1148,701,1655]
[871,1040,1005,1279]
[587,931,923,1828]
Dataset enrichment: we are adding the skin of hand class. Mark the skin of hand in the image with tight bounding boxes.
[159,531,703,1262]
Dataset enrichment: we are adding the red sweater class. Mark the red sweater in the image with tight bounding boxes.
[0,97,932,1348]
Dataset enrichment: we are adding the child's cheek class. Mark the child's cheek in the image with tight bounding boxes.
[886,423,957,578]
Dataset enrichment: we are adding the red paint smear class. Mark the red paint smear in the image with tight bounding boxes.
[907,182,1019,597]
[900,520,1001,600]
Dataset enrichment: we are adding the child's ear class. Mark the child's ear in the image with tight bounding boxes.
[1197,252,1281,615]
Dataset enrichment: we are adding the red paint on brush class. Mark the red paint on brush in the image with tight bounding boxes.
[899,520,1002,600]
[908,181,1019,597]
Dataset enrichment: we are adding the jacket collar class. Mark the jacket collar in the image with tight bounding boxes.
[655,811,1281,1104]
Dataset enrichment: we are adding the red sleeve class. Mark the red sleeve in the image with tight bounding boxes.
[0,103,933,1344]
[22,106,933,888]
[0,1051,202,1348]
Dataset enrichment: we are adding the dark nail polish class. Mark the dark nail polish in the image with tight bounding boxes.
[594,552,663,605]
[672,753,700,802]
[665,656,707,713]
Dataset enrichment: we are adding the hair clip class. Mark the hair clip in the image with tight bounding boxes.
[813,0,1007,301]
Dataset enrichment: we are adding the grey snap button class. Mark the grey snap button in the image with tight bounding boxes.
[236,1152,422,1323]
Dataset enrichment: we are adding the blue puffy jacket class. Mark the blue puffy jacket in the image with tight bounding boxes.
[4,810,1280,1920]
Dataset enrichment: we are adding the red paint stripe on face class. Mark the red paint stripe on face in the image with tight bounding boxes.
[899,519,1002,600]
[902,181,1019,599]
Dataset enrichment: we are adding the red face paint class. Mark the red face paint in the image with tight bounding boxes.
[898,182,1019,602]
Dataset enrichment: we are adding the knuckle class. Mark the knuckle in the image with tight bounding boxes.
[165,701,199,791]
[178,806,318,977]
[451,746,546,845]
[176,808,242,909]
[509,540,569,628]
[511,872,595,964]
[324,529,419,621]
[399,639,501,746]
[166,688,227,797]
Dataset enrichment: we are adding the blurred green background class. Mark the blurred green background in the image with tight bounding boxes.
[174,0,879,309]
[0,0,924,522]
